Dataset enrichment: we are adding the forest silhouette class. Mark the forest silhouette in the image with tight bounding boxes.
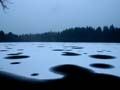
[0,25,120,42]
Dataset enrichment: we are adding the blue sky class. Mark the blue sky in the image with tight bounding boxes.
[0,0,120,34]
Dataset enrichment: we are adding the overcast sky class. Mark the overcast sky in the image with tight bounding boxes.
[0,0,120,34]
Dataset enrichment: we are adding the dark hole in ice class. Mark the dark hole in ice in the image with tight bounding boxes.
[51,64,94,80]
[5,55,30,59]
[17,49,24,51]
[7,52,23,56]
[90,63,114,69]
[83,53,88,54]
[103,50,111,52]
[0,64,120,89]
[97,50,111,53]
[51,64,120,83]
[10,62,21,65]
[65,49,72,51]
[6,48,12,49]
[62,52,80,56]
[0,50,8,52]
[72,47,84,49]
[97,51,104,53]
[89,54,115,59]
[106,51,111,52]
[53,49,64,51]
[37,46,44,47]
[31,73,39,76]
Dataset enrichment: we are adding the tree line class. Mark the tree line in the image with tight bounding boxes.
[0,25,120,42]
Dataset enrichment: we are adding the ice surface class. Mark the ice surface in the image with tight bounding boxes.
[0,42,120,80]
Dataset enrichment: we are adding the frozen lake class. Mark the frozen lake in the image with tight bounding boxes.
[0,42,120,80]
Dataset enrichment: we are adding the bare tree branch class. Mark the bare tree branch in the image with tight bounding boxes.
[0,0,8,9]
